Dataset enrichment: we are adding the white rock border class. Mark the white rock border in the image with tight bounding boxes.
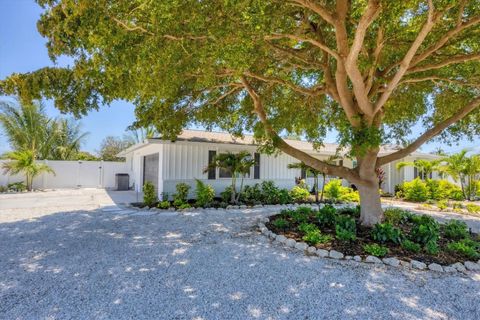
[258,215,480,274]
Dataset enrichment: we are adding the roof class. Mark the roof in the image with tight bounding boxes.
[119,129,439,159]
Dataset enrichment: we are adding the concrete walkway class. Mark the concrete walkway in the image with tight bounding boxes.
[1,205,479,319]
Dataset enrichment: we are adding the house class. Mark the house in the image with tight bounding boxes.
[119,129,440,199]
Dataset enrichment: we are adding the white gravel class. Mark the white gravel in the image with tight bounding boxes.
[1,206,480,319]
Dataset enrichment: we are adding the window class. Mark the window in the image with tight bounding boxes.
[301,167,307,179]
[254,153,260,179]
[219,166,233,178]
[208,150,216,180]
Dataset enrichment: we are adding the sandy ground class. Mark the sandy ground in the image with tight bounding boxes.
[0,191,479,319]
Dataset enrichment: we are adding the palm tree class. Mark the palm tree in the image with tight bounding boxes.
[396,159,442,180]
[0,100,51,158]
[441,150,480,200]
[204,151,255,203]
[125,126,157,144]
[49,118,90,160]
[2,150,55,191]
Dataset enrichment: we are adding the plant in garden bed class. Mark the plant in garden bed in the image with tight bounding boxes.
[142,182,157,207]
[195,179,215,207]
[335,216,357,241]
[157,200,170,209]
[173,182,191,208]
[363,244,389,257]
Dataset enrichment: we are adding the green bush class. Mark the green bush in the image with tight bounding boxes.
[285,208,308,224]
[303,229,333,245]
[220,186,233,203]
[316,205,337,227]
[7,181,26,192]
[289,186,310,202]
[157,200,170,209]
[384,208,409,225]
[403,178,429,202]
[296,206,315,217]
[272,218,289,229]
[409,215,440,245]
[436,199,448,211]
[178,203,191,210]
[324,179,359,202]
[195,179,215,207]
[426,179,464,201]
[363,244,389,257]
[425,240,439,255]
[173,182,191,203]
[401,239,421,253]
[335,216,356,241]
[337,205,360,218]
[443,220,469,240]
[447,239,479,260]
[173,198,185,208]
[466,203,480,213]
[142,182,157,207]
[371,223,402,244]
[260,181,292,204]
[239,184,262,204]
[298,222,318,234]
[0,185,7,193]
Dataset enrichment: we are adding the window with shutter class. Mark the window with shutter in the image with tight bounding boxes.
[254,153,260,179]
[208,150,216,180]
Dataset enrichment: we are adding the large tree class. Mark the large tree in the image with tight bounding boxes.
[1,0,480,225]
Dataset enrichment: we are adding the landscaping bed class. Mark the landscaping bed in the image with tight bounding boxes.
[266,206,480,266]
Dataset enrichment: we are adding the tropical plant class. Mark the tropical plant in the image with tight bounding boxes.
[173,182,191,204]
[289,185,310,202]
[142,181,157,207]
[195,179,215,207]
[49,118,89,160]
[363,244,388,257]
[3,1,480,226]
[441,150,480,200]
[1,150,54,191]
[396,159,442,180]
[204,151,255,203]
[402,178,429,202]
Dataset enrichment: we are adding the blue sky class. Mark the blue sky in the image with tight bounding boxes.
[0,0,478,155]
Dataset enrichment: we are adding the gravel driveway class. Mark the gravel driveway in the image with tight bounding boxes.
[1,206,479,319]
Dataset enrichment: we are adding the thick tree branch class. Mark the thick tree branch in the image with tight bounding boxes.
[345,0,380,117]
[374,1,438,114]
[288,0,335,26]
[240,75,361,183]
[377,97,480,166]
[366,27,384,94]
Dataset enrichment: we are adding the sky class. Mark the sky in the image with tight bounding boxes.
[0,0,478,155]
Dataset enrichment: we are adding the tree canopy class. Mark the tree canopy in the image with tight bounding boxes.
[1,0,479,224]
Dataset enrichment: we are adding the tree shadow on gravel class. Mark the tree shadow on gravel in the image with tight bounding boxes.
[0,208,479,319]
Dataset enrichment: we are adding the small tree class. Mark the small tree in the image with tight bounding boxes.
[97,136,132,161]
[441,150,480,200]
[204,151,255,203]
[396,159,442,180]
[2,150,54,191]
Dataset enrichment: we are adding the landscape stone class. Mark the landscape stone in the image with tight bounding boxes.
[411,260,427,270]
[316,249,329,257]
[382,257,400,267]
[275,235,287,243]
[451,262,466,272]
[428,263,444,272]
[365,256,383,264]
[286,239,297,248]
[307,246,317,254]
[345,255,353,260]
[443,266,456,273]
[464,261,480,271]
[295,242,308,251]
[353,255,362,262]
[329,250,344,259]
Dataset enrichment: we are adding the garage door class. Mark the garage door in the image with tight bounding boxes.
[143,153,159,191]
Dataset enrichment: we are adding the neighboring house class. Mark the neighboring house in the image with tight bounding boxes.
[119,129,440,199]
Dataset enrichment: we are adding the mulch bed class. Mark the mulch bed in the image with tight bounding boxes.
[267,214,475,265]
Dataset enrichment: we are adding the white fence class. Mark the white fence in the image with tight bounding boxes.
[0,160,133,190]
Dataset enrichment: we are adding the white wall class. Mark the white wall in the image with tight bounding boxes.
[0,160,132,189]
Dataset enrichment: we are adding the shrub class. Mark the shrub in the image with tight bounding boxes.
[7,181,26,192]
[221,186,233,203]
[337,205,360,218]
[335,216,356,241]
[324,179,342,199]
[157,200,170,209]
[240,183,262,204]
[425,240,439,255]
[195,179,215,207]
[296,206,315,217]
[173,182,191,203]
[272,218,289,230]
[394,183,405,198]
[316,205,337,227]
[298,222,318,234]
[466,203,480,214]
[363,244,389,257]
[426,179,463,201]
[290,186,310,202]
[452,202,464,209]
[0,185,7,193]
[403,178,429,202]
[436,200,448,211]
[142,182,157,207]
[447,239,479,260]
[409,215,440,245]
[173,198,185,208]
[401,239,421,253]
[303,229,333,245]
[371,223,402,244]
[339,190,360,202]
[285,208,308,224]
[443,220,469,240]
[384,208,409,225]
[178,203,191,210]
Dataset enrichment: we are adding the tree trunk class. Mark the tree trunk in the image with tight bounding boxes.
[231,176,236,204]
[314,175,319,203]
[357,150,384,226]
[358,182,383,226]
[320,174,326,202]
